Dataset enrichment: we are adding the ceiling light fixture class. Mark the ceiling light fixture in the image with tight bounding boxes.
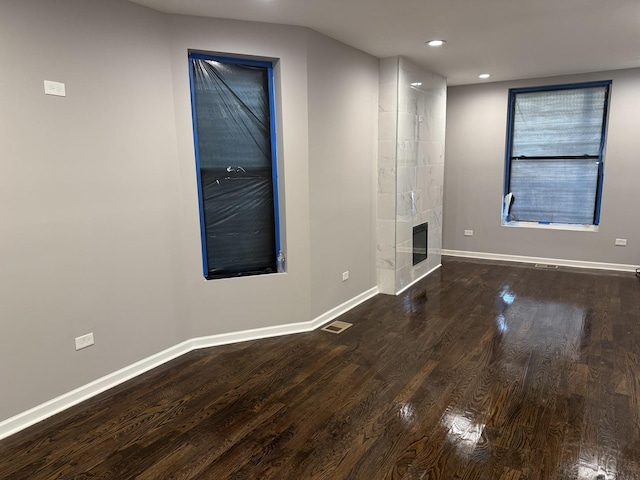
[479,73,491,79]
[410,82,422,87]
[427,39,446,47]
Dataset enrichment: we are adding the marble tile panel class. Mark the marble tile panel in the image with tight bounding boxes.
[422,190,434,211]
[379,57,399,85]
[399,58,423,85]
[428,190,439,207]
[378,167,396,194]
[416,113,428,141]
[397,222,413,245]
[396,241,412,269]
[377,268,396,295]
[406,93,419,116]
[419,209,432,226]
[416,165,428,190]
[379,81,398,113]
[418,111,434,141]
[432,119,446,144]
[378,111,398,142]
[434,205,443,228]
[397,220,412,242]
[429,254,442,270]
[377,219,396,248]
[377,243,395,269]
[397,140,417,166]
[398,113,417,142]
[398,90,419,115]
[397,166,417,194]
[377,193,396,220]
[423,142,444,165]
[413,260,430,281]
[425,185,442,210]
[377,56,446,295]
[396,265,412,291]
[397,191,421,219]
[417,141,428,165]
[429,226,442,253]
[429,164,445,189]
[417,93,429,117]
[378,140,397,166]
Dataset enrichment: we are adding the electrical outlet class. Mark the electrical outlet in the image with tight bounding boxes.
[464,230,474,237]
[44,80,66,97]
[75,332,94,351]
[614,238,627,246]
[342,271,349,282]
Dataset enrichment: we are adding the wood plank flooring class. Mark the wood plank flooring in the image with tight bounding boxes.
[1,258,640,479]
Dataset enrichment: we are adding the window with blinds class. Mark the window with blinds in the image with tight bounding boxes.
[504,81,611,226]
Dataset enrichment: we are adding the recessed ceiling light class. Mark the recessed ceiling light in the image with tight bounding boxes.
[479,73,491,79]
[427,39,446,47]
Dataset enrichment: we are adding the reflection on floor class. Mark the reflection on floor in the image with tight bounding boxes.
[1,257,639,479]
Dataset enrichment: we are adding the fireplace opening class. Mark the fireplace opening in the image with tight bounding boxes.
[412,222,428,266]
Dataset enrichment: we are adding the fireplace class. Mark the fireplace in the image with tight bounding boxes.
[412,222,428,266]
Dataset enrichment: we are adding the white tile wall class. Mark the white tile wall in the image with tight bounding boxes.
[377,56,446,295]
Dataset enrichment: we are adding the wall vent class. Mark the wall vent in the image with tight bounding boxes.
[534,263,559,269]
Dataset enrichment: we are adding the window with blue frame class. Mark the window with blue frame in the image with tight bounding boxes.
[189,52,281,279]
[503,81,611,226]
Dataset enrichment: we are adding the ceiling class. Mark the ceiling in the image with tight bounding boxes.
[129,0,640,85]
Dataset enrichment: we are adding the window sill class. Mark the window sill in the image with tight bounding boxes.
[502,221,599,232]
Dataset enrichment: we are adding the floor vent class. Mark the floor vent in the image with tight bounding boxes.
[535,263,559,269]
[321,320,353,334]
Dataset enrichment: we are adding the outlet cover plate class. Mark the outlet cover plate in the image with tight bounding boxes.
[75,332,94,351]
[44,80,66,97]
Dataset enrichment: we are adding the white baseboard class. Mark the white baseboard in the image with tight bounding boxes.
[309,286,379,329]
[0,286,378,441]
[442,249,638,272]
[0,339,195,442]
[395,264,442,295]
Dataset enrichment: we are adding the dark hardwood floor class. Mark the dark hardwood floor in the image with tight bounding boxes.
[1,258,640,479]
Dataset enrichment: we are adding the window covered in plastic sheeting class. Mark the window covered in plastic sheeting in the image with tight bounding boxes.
[503,81,610,226]
[189,53,281,279]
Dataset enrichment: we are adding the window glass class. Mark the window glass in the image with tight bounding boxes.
[504,82,610,226]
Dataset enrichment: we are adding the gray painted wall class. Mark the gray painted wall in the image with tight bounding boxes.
[0,0,181,422]
[307,30,378,317]
[444,69,640,265]
[166,15,315,338]
[0,0,378,422]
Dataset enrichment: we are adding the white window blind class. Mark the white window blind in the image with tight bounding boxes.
[505,83,610,225]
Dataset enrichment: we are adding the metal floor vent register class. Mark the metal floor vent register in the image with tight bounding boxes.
[535,263,559,269]
[321,320,353,334]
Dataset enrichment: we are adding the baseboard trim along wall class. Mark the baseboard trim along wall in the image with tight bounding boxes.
[442,249,638,272]
[0,286,379,441]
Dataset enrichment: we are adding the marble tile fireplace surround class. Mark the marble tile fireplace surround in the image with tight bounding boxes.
[377,57,446,295]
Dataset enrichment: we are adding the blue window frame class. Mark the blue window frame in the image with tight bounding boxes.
[503,80,611,226]
[188,52,281,279]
